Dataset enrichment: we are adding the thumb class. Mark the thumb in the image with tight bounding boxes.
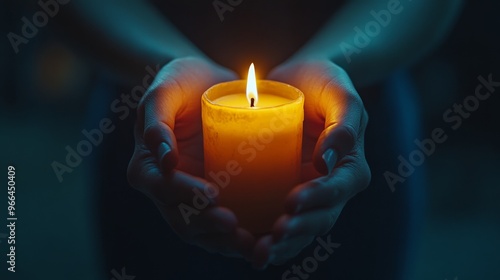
[143,119,179,173]
[137,65,185,174]
[137,58,237,174]
[311,66,367,175]
[313,124,358,175]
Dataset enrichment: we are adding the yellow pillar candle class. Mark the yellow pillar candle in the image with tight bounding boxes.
[201,64,304,234]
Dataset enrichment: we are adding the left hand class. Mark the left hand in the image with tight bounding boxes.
[127,57,255,259]
[252,59,371,268]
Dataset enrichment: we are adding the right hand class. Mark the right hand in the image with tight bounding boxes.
[127,57,255,258]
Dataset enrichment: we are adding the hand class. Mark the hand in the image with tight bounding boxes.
[252,59,371,268]
[127,57,255,258]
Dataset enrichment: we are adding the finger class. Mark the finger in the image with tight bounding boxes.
[285,160,369,214]
[128,120,159,186]
[252,235,273,270]
[139,65,184,173]
[284,175,346,214]
[272,210,338,243]
[147,170,219,208]
[179,207,238,237]
[269,235,315,265]
[312,65,367,175]
[129,135,219,207]
[128,123,214,206]
[269,60,367,175]
[139,59,237,173]
[143,119,179,173]
[192,228,255,259]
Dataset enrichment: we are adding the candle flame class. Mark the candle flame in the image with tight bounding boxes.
[246,63,258,107]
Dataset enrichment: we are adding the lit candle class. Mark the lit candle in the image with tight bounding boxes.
[201,64,304,234]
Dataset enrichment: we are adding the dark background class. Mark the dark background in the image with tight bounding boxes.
[1,0,499,279]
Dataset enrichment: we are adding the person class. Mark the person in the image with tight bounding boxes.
[62,0,463,278]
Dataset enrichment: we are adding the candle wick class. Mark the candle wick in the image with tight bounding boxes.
[251,98,255,107]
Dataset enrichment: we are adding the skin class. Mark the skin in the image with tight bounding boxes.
[68,0,464,269]
[254,59,370,267]
[127,57,370,267]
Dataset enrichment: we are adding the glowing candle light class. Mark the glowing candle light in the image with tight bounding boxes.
[201,64,304,234]
[247,63,258,107]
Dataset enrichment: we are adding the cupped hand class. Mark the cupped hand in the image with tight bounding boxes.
[127,57,255,258]
[253,59,371,268]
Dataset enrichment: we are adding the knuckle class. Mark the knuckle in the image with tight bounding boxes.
[331,63,349,79]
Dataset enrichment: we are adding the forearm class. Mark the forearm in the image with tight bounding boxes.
[292,0,463,87]
[61,0,204,78]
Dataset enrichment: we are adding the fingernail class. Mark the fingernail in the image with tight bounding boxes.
[158,142,171,168]
[322,148,337,175]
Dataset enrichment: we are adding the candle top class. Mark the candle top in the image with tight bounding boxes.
[213,93,292,108]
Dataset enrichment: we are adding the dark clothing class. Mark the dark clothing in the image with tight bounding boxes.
[152,0,346,73]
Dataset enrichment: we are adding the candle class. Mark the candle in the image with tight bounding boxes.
[201,64,304,234]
